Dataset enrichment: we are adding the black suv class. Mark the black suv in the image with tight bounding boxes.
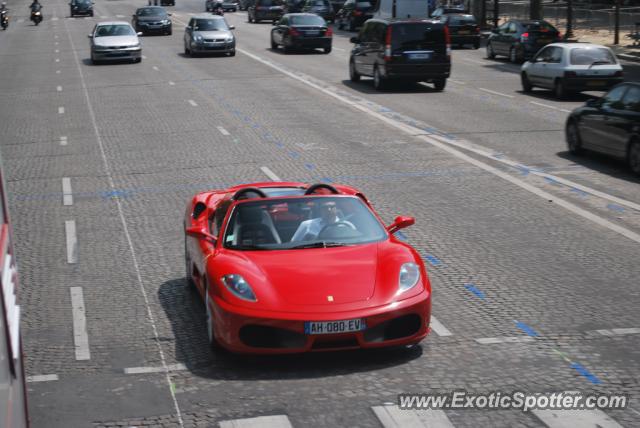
[438,13,480,49]
[349,19,451,91]
[69,0,93,17]
[248,0,284,23]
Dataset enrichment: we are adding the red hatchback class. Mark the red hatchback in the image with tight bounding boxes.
[184,182,432,354]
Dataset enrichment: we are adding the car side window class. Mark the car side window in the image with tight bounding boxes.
[372,22,384,44]
[548,47,563,64]
[359,22,371,42]
[498,22,508,33]
[533,46,552,63]
[602,85,628,109]
[508,22,517,34]
[622,86,640,112]
[280,16,288,25]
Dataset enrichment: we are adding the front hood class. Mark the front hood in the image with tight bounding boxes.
[94,36,139,47]
[227,243,379,306]
[194,30,232,38]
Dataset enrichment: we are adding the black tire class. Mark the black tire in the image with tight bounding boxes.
[184,44,190,55]
[554,78,567,100]
[349,59,360,82]
[184,237,196,289]
[521,72,532,92]
[247,14,252,22]
[271,35,277,49]
[90,11,93,16]
[373,66,385,90]
[486,42,495,59]
[323,46,331,54]
[255,18,260,23]
[204,281,222,351]
[473,40,480,49]
[167,28,172,35]
[509,46,519,63]
[348,18,355,32]
[566,121,583,155]
[228,49,236,56]
[433,78,446,91]
[628,140,640,175]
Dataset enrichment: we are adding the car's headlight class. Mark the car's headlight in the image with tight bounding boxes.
[398,262,420,293]
[161,19,170,24]
[194,34,203,42]
[221,274,257,302]
[226,36,234,42]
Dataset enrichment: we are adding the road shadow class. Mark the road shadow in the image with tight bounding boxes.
[341,79,439,94]
[158,278,424,381]
[557,151,640,183]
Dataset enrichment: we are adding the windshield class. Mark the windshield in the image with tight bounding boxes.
[73,0,92,5]
[137,7,165,16]
[95,24,136,37]
[392,23,445,50]
[259,0,284,5]
[448,15,476,25]
[193,19,228,31]
[525,21,556,33]
[355,1,371,8]
[223,196,387,250]
[570,47,616,65]
[311,0,329,6]
[290,15,326,25]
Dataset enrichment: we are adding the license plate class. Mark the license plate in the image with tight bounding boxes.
[306,30,320,36]
[538,38,551,44]
[457,30,470,35]
[304,318,366,335]
[586,80,606,87]
[409,53,431,60]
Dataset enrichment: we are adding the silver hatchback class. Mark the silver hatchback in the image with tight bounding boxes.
[89,21,142,64]
[184,15,236,57]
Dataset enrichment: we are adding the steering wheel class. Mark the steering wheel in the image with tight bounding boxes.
[231,187,267,201]
[318,221,356,238]
[304,183,339,195]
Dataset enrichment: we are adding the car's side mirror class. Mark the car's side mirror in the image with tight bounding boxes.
[185,26,191,31]
[229,25,235,29]
[586,98,600,108]
[87,34,92,38]
[168,12,172,15]
[186,226,218,244]
[350,36,359,43]
[387,216,415,234]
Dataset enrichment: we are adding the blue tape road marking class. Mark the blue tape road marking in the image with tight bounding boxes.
[544,176,560,186]
[515,321,539,337]
[570,362,603,384]
[304,163,315,170]
[320,177,333,183]
[570,187,589,198]
[289,151,300,159]
[607,203,625,213]
[424,254,441,266]
[101,190,133,199]
[464,283,486,300]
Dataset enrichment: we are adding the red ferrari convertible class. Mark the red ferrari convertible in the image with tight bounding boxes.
[184,182,432,354]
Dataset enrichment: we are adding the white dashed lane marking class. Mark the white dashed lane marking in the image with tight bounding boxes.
[530,101,571,113]
[65,220,77,263]
[57,85,63,92]
[124,363,187,374]
[70,287,90,360]
[219,415,293,428]
[62,177,73,206]
[55,58,60,62]
[373,405,455,428]
[260,166,281,181]
[188,99,198,106]
[58,106,65,114]
[449,79,466,84]
[478,87,514,98]
[27,374,59,382]
[169,81,175,85]
[56,70,61,74]
[532,409,623,428]
[475,336,534,344]
[60,136,68,146]
[216,126,230,136]
[594,327,640,336]
[430,316,452,337]
[152,66,159,71]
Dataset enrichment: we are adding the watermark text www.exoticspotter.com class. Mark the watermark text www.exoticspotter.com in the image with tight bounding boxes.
[398,392,628,412]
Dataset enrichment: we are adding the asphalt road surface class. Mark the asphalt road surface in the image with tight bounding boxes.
[1,0,639,426]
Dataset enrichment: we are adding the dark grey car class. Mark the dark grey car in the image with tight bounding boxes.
[132,6,172,35]
[184,15,236,56]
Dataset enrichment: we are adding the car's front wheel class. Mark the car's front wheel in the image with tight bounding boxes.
[554,78,567,99]
[271,34,277,49]
[323,46,331,54]
[373,66,385,90]
[509,46,519,63]
[566,120,583,155]
[628,139,640,175]
[521,72,532,92]
[349,58,360,82]
[205,283,221,350]
[486,41,495,59]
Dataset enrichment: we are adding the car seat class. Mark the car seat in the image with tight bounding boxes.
[234,206,282,246]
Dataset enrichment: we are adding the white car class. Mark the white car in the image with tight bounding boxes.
[520,43,623,99]
[88,21,142,64]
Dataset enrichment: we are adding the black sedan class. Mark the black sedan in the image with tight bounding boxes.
[271,13,332,53]
[486,19,561,63]
[70,0,94,17]
[566,82,640,175]
[132,6,172,35]
[335,0,372,32]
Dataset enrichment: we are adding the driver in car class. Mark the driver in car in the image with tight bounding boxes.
[290,200,355,242]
